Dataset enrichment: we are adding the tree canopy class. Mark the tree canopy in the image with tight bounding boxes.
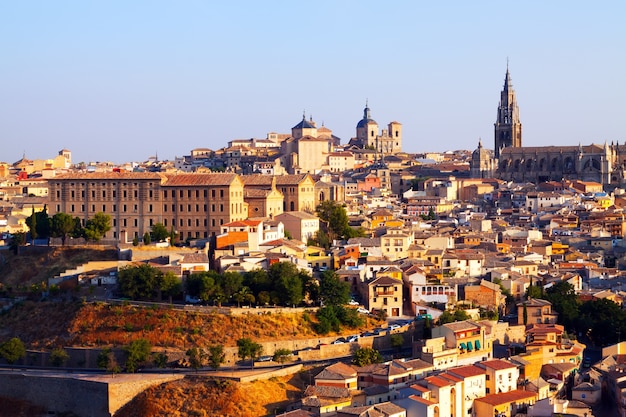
[0,337,26,364]
[352,347,383,367]
[318,270,351,307]
[151,222,170,242]
[84,212,111,242]
[316,201,366,241]
[118,264,181,301]
[236,337,262,364]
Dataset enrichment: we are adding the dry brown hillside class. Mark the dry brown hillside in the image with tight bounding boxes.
[0,246,118,290]
[114,374,309,417]
[0,301,379,350]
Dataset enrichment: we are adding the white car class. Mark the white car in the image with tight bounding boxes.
[357,308,369,314]
[348,299,359,306]
[346,335,359,343]
[387,324,401,331]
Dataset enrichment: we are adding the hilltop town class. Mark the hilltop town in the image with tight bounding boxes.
[2,69,626,417]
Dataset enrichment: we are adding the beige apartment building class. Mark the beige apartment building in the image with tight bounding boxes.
[48,172,247,242]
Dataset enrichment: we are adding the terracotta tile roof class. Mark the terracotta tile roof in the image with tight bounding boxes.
[479,359,517,371]
[162,173,238,186]
[474,389,537,406]
[241,174,274,186]
[424,375,452,388]
[408,395,437,406]
[244,188,273,198]
[180,253,209,264]
[276,211,318,220]
[54,172,164,180]
[316,362,357,380]
[275,174,312,185]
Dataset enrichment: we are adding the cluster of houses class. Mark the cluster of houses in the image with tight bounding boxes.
[279,309,602,417]
[4,109,626,415]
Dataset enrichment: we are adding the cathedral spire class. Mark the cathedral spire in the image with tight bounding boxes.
[494,63,522,159]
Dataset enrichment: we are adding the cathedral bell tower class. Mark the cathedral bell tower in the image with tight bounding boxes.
[494,64,522,158]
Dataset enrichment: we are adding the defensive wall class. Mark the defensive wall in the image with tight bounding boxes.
[0,372,183,417]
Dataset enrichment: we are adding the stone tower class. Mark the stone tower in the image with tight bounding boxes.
[494,65,522,158]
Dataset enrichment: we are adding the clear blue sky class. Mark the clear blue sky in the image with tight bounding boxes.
[1,1,625,164]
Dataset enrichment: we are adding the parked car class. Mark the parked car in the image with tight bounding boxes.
[256,355,273,362]
[387,324,401,331]
[348,299,359,306]
[357,307,369,314]
[346,335,359,343]
[332,337,346,344]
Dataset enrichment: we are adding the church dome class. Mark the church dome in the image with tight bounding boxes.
[356,103,376,128]
[292,115,316,130]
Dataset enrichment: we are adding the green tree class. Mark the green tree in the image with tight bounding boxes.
[159,271,182,302]
[219,271,244,301]
[118,264,163,300]
[97,348,120,374]
[70,216,84,238]
[26,206,37,242]
[36,205,51,238]
[352,347,383,366]
[257,291,271,306]
[390,334,404,352]
[143,232,151,245]
[269,262,303,306]
[84,212,111,242]
[319,270,350,306]
[124,339,151,373]
[152,352,168,368]
[10,232,26,253]
[272,348,293,364]
[243,269,271,295]
[50,212,75,245]
[0,337,26,364]
[316,200,355,241]
[50,348,70,367]
[186,347,205,371]
[207,344,226,370]
[545,281,579,330]
[151,222,170,242]
[236,337,263,365]
[132,236,139,246]
[308,229,331,249]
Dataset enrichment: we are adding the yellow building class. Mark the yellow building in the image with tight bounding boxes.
[380,228,413,261]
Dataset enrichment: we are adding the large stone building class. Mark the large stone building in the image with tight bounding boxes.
[494,66,522,159]
[470,66,624,186]
[349,102,402,155]
[48,172,249,243]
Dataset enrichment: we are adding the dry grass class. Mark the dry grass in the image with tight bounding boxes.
[0,246,117,290]
[0,301,379,351]
[114,374,306,417]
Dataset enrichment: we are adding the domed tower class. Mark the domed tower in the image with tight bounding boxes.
[494,64,522,158]
[356,101,378,149]
[470,139,495,178]
[292,113,317,140]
